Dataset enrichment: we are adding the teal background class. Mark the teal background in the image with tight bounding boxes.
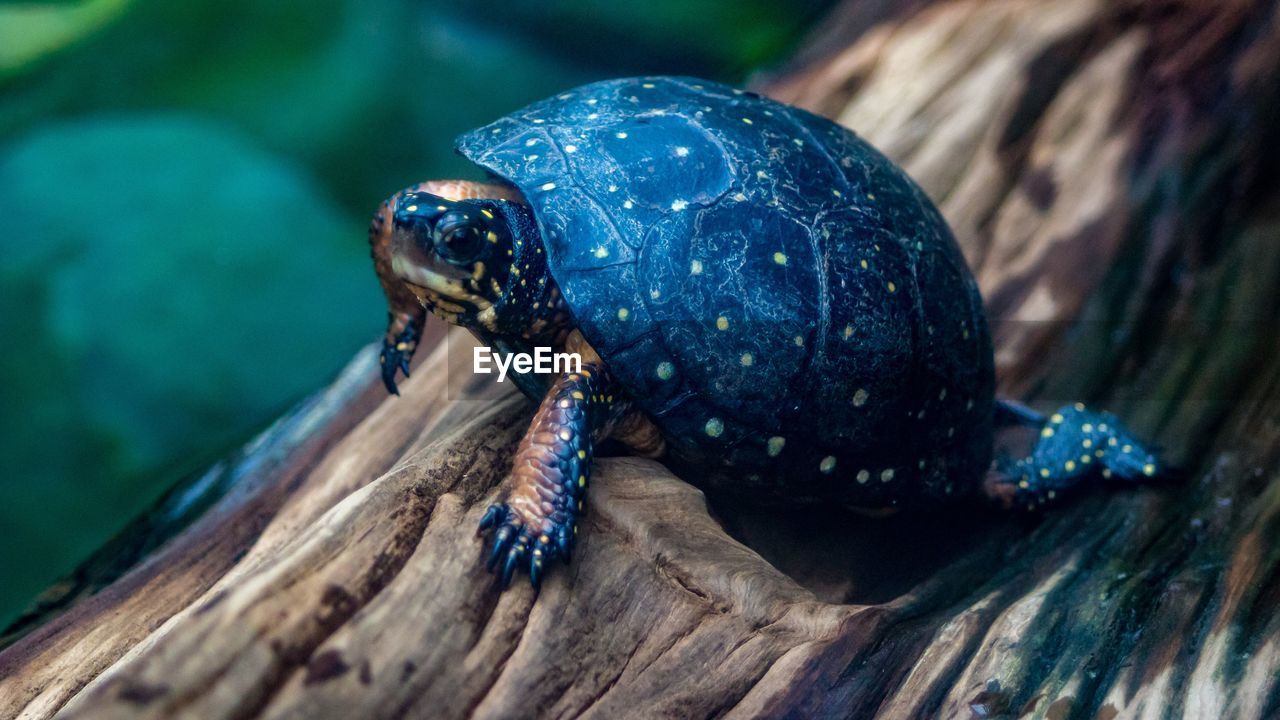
[0,0,830,629]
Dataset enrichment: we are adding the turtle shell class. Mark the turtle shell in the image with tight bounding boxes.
[456,76,995,506]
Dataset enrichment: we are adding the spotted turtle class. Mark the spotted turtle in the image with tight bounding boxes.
[367,76,1161,588]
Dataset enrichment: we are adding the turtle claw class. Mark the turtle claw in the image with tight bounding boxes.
[500,544,526,588]
[555,526,573,564]
[477,501,572,589]
[477,503,503,532]
[379,322,421,396]
[380,360,401,396]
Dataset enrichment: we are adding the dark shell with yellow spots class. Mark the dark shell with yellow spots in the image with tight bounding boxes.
[456,76,995,507]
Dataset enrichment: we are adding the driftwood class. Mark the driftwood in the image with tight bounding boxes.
[5,0,1280,717]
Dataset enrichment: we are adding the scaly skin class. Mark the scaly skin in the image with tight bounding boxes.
[984,402,1162,510]
[479,331,636,586]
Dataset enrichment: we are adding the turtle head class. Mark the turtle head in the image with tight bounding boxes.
[389,191,534,330]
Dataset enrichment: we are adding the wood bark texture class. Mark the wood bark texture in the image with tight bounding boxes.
[5,0,1280,718]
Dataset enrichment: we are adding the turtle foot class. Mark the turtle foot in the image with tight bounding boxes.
[379,322,421,395]
[477,502,574,589]
[985,403,1162,510]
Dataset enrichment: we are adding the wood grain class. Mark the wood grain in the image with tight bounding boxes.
[4,1,1280,717]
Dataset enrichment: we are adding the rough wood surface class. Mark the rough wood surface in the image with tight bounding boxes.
[5,0,1280,717]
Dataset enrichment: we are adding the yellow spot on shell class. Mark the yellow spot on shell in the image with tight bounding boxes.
[1082,423,1093,432]
[1065,460,1077,471]
[617,307,630,320]
[541,182,556,191]
[559,429,572,441]
[852,388,868,406]
[740,353,754,366]
[656,362,674,380]
[767,436,785,457]
[860,259,868,269]
[594,246,609,258]
[1143,463,1156,476]
[1051,413,1064,423]
[887,281,897,292]
[578,450,587,459]
[742,117,754,125]
[1082,439,1093,448]
[616,131,628,139]
[856,469,870,483]
[705,418,724,437]
[773,252,787,265]
[1040,468,1051,478]
[480,209,494,219]
[820,456,836,473]
[571,391,584,400]
[842,325,853,339]
[405,204,418,212]
[1041,427,1055,438]
[578,475,586,488]
[691,259,704,275]
[881,468,895,482]
[793,335,804,346]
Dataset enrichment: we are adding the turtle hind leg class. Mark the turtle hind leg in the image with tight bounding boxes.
[985,401,1162,510]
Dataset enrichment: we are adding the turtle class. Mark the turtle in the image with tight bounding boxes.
[367,76,1161,588]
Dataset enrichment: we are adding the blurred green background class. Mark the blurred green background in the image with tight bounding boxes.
[0,0,832,629]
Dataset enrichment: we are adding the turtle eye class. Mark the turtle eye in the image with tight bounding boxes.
[433,211,485,264]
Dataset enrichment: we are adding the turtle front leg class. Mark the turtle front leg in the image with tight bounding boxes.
[479,364,622,588]
[369,187,427,395]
